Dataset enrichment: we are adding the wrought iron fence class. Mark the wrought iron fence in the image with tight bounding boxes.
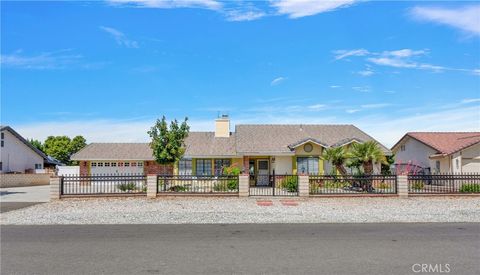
[309,174,397,195]
[408,173,480,194]
[249,174,298,196]
[61,174,147,195]
[157,175,239,194]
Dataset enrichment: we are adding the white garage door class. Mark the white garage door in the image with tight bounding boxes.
[90,161,144,175]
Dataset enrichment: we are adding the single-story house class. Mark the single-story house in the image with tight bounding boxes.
[391,132,480,174]
[71,116,390,185]
[0,125,56,173]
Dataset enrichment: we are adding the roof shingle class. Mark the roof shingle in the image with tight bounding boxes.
[404,132,480,155]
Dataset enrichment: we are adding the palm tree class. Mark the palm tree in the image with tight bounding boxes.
[350,141,386,175]
[322,146,348,176]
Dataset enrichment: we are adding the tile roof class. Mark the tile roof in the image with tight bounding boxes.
[71,124,390,160]
[402,132,480,155]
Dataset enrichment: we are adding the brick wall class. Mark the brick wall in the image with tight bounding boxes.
[0,173,51,188]
[79,161,89,176]
[144,161,173,175]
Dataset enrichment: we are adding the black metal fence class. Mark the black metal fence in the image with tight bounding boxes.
[249,174,298,196]
[157,175,239,194]
[408,173,480,194]
[61,174,147,196]
[309,174,397,195]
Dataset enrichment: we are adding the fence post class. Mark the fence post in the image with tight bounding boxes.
[239,175,249,197]
[397,175,408,198]
[147,174,157,198]
[298,175,309,197]
[50,176,61,200]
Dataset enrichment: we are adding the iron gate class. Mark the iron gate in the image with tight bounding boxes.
[249,174,298,196]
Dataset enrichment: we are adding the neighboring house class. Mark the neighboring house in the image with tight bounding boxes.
[0,126,47,173]
[392,132,480,174]
[71,116,390,186]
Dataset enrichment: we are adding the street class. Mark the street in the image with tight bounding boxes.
[1,223,479,274]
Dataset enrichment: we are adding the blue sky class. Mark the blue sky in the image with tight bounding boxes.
[1,0,479,147]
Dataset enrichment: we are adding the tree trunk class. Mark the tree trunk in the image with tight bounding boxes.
[335,165,348,176]
[363,161,373,175]
[362,161,374,192]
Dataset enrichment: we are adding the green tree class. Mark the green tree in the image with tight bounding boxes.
[381,154,395,175]
[322,146,348,176]
[350,141,386,175]
[148,116,189,164]
[29,139,44,153]
[43,135,87,165]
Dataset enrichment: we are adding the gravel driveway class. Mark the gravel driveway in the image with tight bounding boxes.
[1,197,479,225]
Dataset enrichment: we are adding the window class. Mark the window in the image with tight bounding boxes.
[131,162,137,167]
[214,159,231,176]
[297,157,319,175]
[105,162,110,167]
[125,162,130,167]
[111,162,117,167]
[1,132,4,139]
[400,145,406,151]
[138,162,143,167]
[196,159,212,176]
[98,162,104,167]
[179,159,192,175]
[118,162,124,167]
[0,162,2,171]
[456,159,459,170]
[303,143,313,153]
[35,163,42,169]
[435,161,441,173]
[1,140,3,147]
[91,162,97,167]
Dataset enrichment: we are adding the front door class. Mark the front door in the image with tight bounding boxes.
[257,159,269,186]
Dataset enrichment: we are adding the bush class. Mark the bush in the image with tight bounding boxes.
[227,179,238,191]
[280,176,298,192]
[323,180,349,189]
[213,182,228,192]
[460,184,480,193]
[411,181,424,190]
[118,182,137,192]
[168,185,188,192]
[375,182,391,189]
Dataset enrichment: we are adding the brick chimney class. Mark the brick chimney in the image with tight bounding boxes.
[215,115,230,138]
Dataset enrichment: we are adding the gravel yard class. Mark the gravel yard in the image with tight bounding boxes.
[1,197,479,225]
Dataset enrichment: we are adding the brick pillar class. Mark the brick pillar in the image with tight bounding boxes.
[242,156,249,175]
[50,176,61,200]
[239,175,249,197]
[397,175,408,198]
[147,174,157,198]
[298,175,309,197]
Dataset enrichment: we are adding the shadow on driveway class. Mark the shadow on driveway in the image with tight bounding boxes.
[1,202,45,213]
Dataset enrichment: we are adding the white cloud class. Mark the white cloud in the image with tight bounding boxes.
[1,50,84,70]
[333,49,369,60]
[410,5,480,36]
[360,103,390,109]
[384,90,396,94]
[346,109,360,114]
[357,69,374,76]
[107,0,222,10]
[382,49,427,58]
[99,26,139,48]
[461,98,480,104]
[308,104,327,110]
[330,85,341,88]
[270,76,286,86]
[272,0,357,18]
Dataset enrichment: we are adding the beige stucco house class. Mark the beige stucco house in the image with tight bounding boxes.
[0,126,47,173]
[392,132,480,173]
[71,116,390,186]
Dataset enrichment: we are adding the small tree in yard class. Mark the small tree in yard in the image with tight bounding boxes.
[322,146,348,176]
[148,116,189,165]
[350,141,386,175]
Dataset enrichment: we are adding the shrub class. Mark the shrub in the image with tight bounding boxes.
[168,185,187,192]
[118,182,137,192]
[227,179,238,191]
[323,180,349,189]
[280,176,298,192]
[460,184,480,193]
[213,182,228,192]
[375,182,391,189]
[411,181,424,190]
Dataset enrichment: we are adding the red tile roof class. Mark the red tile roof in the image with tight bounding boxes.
[406,132,480,155]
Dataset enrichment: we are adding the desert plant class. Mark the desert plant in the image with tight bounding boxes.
[411,181,425,190]
[350,141,387,175]
[118,182,137,192]
[322,147,348,176]
[459,184,480,193]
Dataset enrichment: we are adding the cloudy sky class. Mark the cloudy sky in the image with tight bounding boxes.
[1,0,479,147]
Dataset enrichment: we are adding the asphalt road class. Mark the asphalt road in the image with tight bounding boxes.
[1,223,479,275]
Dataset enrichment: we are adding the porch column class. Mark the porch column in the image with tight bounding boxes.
[397,175,408,198]
[147,174,157,198]
[298,175,309,197]
[50,176,61,200]
[242,156,249,175]
[239,175,249,197]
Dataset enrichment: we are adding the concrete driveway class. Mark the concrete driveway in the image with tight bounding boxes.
[0,185,49,213]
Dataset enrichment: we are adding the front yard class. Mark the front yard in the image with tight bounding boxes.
[1,197,479,225]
